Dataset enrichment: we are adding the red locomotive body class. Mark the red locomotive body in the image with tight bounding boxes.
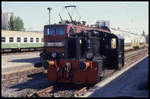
[43,24,108,55]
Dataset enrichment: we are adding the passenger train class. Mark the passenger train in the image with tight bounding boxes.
[1,30,44,52]
[110,27,146,51]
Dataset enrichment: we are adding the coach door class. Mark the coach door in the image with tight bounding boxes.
[108,36,124,70]
[100,33,124,70]
[102,35,119,70]
[108,37,118,69]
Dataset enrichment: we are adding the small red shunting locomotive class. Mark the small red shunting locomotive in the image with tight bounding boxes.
[40,5,124,84]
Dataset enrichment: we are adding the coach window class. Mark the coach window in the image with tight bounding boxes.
[17,37,21,42]
[30,38,33,42]
[36,38,39,42]
[111,38,116,49]
[9,37,14,42]
[2,37,5,42]
[24,37,27,42]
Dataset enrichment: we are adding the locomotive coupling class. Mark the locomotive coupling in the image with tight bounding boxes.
[64,62,71,72]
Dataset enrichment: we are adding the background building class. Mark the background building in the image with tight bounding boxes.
[2,11,15,29]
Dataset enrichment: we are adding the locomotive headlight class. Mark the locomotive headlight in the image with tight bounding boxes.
[51,52,57,58]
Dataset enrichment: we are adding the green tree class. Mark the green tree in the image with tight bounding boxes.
[8,15,16,30]
[8,15,24,31]
[14,17,24,31]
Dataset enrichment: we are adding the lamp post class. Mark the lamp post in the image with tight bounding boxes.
[47,7,52,25]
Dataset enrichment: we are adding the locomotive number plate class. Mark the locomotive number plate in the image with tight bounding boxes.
[46,42,64,47]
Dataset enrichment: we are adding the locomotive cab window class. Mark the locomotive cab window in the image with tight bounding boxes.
[45,27,54,35]
[9,37,14,42]
[2,37,5,42]
[56,27,66,36]
[111,38,116,49]
[17,37,21,42]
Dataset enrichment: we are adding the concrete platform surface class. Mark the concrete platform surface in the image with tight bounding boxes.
[2,52,42,74]
[83,56,149,97]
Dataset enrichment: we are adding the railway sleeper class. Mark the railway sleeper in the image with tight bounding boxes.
[74,87,87,97]
[26,86,54,97]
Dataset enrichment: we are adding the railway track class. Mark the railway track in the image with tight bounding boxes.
[1,46,143,56]
[1,48,148,97]
[26,84,91,97]
[26,86,54,97]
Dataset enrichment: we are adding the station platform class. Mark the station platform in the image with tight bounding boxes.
[2,52,42,75]
[83,55,149,97]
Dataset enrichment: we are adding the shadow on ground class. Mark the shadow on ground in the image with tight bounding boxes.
[8,57,41,63]
[9,72,51,91]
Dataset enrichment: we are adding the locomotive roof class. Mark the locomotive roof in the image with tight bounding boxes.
[105,31,124,40]
[44,23,89,28]
[44,24,68,27]
[44,24,111,33]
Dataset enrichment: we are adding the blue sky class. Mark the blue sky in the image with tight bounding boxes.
[2,1,149,34]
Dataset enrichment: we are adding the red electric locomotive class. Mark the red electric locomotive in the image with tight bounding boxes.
[40,5,124,84]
